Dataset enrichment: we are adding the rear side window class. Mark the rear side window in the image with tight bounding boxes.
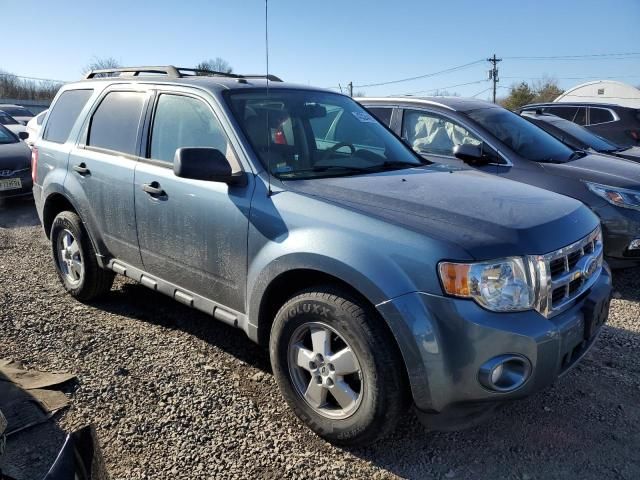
[589,108,615,125]
[88,91,146,155]
[43,89,93,144]
[366,107,392,126]
[574,107,587,125]
[544,106,578,121]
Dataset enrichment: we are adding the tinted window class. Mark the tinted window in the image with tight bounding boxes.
[589,107,615,125]
[150,94,228,163]
[226,90,422,180]
[574,107,587,125]
[550,118,619,151]
[366,107,392,126]
[43,89,93,144]
[544,106,578,121]
[0,124,17,144]
[467,108,574,162]
[402,109,481,156]
[0,113,19,125]
[0,106,33,116]
[88,91,146,155]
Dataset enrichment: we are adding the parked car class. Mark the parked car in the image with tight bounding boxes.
[521,110,640,162]
[0,110,27,137]
[33,66,611,446]
[0,104,34,125]
[518,102,640,148]
[25,110,47,147]
[360,96,640,268]
[0,124,32,199]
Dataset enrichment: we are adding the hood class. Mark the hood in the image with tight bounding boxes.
[284,164,598,260]
[616,146,640,162]
[0,141,31,171]
[542,152,640,189]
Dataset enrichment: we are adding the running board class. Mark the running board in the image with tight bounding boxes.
[107,260,247,333]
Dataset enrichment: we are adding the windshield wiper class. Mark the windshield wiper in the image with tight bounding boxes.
[278,162,419,177]
[567,150,588,161]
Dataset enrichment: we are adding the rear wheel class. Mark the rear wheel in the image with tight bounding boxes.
[269,287,408,446]
[50,211,114,301]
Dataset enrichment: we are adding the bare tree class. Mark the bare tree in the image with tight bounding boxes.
[0,69,62,101]
[195,58,233,74]
[82,56,121,76]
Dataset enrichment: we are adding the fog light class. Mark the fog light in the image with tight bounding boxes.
[479,355,531,392]
[629,239,640,250]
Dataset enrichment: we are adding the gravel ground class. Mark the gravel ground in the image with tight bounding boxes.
[1,197,639,480]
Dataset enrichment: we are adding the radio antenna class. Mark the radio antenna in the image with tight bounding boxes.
[265,0,272,196]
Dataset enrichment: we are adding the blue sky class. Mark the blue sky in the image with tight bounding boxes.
[4,0,640,100]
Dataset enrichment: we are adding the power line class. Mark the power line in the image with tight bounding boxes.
[0,72,69,83]
[471,87,493,98]
[503,52,640,60]
[390,79,487,97]
[352,59,485,88]
[502,74,640,80]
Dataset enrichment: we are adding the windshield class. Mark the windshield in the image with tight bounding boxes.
[0,124,18,144]
[549,117,620,152]
[467,107,575,162]
[0,112,19,125]
[0,106,33,117]
[226,89,423,179]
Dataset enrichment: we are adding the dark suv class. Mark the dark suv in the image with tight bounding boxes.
[360,96,640,267]
[33,67,611,446]
[518,102,640,148]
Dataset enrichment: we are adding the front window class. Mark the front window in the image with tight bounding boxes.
[467,108,575,162]
[0,125,17,144]
[226,90,423,180]
[0,113,19,125]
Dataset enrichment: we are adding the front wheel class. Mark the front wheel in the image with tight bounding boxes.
[269,287,408,446]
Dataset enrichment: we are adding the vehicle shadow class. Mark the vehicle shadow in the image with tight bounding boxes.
[93,281,272,373]
[0,197,40,229]
[611,267,640,302]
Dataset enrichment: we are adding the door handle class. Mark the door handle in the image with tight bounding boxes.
[73,163,90,175]
[142,182,166,197]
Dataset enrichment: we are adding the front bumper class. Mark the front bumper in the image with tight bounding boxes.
[376,266,612,421]
[594,203,640,267]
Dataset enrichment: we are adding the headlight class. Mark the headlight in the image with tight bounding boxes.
[585,181,640,211]
[438,257,534,312]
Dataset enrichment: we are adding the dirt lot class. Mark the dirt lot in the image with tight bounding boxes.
[1,197,639,480]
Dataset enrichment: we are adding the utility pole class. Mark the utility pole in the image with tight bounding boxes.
[486,54,502,103]
[348,81,353,97]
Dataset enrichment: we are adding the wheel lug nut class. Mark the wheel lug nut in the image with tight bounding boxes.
[326,378,334,387]
[309,361,317,370]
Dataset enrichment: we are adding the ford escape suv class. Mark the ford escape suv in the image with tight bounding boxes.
[33,66,612,446]
[361,97,640,268]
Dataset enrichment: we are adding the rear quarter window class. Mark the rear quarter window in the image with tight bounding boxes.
[589,107,615,125]
[43,89,93,144]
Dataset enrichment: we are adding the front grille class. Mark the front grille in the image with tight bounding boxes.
[533,227,603,318]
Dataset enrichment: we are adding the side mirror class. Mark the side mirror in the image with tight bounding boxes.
[173,148,246,185]
[18,131,29,140]
[453,144,489,165]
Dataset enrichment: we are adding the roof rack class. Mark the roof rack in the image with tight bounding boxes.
[84,65,283,82]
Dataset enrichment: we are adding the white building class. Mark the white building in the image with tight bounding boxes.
[554,80,640,108]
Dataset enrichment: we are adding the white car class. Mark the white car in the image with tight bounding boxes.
[25,110,47,147]
[0,110,27,138]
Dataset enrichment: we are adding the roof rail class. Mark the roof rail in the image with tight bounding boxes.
[84,65,283,82]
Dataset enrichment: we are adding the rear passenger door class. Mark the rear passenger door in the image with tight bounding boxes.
[67,87,150,268]
[133,90,252,313]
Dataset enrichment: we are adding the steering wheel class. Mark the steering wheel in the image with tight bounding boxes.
[320,142,356,162]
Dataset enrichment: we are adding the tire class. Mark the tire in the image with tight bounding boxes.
[269,286,408,446]
[50,211,114,301]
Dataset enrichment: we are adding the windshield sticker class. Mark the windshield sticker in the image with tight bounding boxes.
[351,111,377,123]
[275,163,293,173]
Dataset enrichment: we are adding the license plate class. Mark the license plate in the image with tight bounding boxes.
[0,178,22,191]
[583,296,610,340]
